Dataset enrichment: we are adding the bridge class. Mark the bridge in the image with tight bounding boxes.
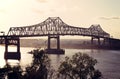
[0,17,112,61]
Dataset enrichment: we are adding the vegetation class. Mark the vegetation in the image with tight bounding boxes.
[0,64,23,79]
[0,49,102,79]
[6,64,23,79]
[24,49,52,79]
[58,53,102,79]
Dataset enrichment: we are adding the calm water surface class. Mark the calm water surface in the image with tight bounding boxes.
[0,46,120,79]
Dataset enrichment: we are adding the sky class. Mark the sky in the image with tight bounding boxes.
[0,0,120,39]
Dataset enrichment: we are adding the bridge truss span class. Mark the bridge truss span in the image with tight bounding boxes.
[7,17,110,38]
[0,17,113,60]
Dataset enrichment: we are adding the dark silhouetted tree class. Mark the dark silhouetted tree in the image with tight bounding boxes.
[8,66,23,79]
[3,64,23,79]
[24,49,52,79]
[58,52,102,79]
[0,67,9,79]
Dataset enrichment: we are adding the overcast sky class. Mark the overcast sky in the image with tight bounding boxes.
[0,0,120,38]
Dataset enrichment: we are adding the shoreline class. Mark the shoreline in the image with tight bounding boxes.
[19,45,120,50]
[0,38,120,50]
[0,44,120,50]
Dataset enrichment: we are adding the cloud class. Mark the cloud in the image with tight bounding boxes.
[32,8,45,14]
[36,0,47,3]
[0,9,6,13]
[99,16,120,20]
[112,16,120,19]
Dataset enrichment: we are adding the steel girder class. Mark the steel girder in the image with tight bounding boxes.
[7,17,110,38]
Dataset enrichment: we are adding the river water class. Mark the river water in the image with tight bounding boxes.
[0,46,120,79]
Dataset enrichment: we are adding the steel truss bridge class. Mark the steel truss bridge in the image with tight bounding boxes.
[7,17,109,38]
[0,17,111,61]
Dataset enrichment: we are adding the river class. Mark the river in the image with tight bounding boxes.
[0,46,120,79]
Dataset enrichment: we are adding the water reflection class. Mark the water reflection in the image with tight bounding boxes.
[0,46,120,79]
[0,46,34,68]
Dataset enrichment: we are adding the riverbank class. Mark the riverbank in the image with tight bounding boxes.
[20,39,120,50]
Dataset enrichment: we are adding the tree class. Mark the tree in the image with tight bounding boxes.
[58,52,102,79]
[24,49,52,79]
[3,64,23,79]
[0,67,10,79]
[0,49,54,79]
[7,66,23,79]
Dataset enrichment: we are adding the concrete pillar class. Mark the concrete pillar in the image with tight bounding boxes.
[4,37,21,61]
[48,35,51,49]
[103,38,108,45]
[91,37,94,44]
[5,37,8,53]
[57,36,60,49]
[47,35,60,50]
[17,37,21,60]
[98,38,100,45]
[17,38,20,53]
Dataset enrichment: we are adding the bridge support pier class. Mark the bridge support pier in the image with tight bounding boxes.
[46,35,64,54]
[4,37,21,61]
[47,35,60,49]
[91,37,94,44]
[98,38,100,45]
[103,38,109,45]
[91,37,101,45]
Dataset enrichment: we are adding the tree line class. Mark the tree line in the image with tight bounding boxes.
[0,49,102,79]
